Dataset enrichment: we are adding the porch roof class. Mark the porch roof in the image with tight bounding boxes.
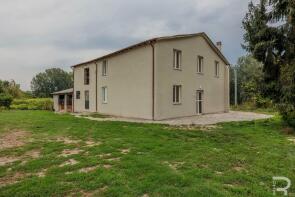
[52,88,73,95]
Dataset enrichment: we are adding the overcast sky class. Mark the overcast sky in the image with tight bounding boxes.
[0,0,251,90]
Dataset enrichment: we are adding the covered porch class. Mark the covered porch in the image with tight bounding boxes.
[52,88,74,113]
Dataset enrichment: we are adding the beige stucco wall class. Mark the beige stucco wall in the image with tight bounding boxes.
[73,63,97,112]
[96,45,153,119]
[154,36,229,120]
[73,45,153,119]
[53,95,59,112]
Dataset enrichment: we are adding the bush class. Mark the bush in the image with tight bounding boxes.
[0,93,13,108]
[10,98,53,111]
[278,104,295,128]
[254,95,273,108]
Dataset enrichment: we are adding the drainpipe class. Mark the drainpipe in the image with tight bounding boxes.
[95,62,98,112]
[150,42,155,120]
[72,68,75,113]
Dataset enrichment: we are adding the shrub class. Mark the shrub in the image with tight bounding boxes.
[254,95,273,108]
[278,104,295,128]
[10,98,53,111]
[0,93,13,108]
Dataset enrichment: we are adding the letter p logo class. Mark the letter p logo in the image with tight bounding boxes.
[273,176,291,196]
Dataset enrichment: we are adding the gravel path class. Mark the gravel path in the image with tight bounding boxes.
[75,111,273,126]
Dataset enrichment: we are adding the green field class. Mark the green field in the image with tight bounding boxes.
[0,110,294,196]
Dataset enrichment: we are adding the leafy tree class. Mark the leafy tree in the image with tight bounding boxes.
[230,55,263,105]
[31,68,73,98]
[0,80,23,98]
[243,0,295,127]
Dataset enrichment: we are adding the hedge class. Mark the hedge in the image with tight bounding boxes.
[10,98,53,110]
[0,93,13,108]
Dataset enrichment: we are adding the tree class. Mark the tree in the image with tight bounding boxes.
[230,55,263,105]
[242,0,284,101]
[31,68,73,98]
[0,80,23,98]
[243,0,295,127]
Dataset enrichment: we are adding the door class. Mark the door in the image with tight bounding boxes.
[85,91,89,110]
[196,90,203,115]
[67,94,73,112]
[58,95,65,111]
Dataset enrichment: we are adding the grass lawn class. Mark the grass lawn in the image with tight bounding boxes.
[0,110,294,197]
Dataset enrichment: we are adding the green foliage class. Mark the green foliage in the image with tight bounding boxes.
[10,98,53,110]
[243,0,295,127]
[0,80,23,98]
[230,55,264,105]
[31,68,73,98]
[0,93,13,108]
[254,95,273,109]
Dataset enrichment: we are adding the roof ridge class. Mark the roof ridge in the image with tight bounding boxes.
[71,32,229,67]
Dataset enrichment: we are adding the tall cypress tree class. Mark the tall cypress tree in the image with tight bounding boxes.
[243,0,295,127]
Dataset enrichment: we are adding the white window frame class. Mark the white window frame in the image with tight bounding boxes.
[215,61,220,77]
[102,60,107,76]
[196,90,203,115]
[173,49,182,70]
[173,85,182,104]
[197,56,204,74]
[102,86,108,104]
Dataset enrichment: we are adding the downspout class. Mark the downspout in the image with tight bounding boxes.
[95,62,98,112]
[150,42,155,120]
[72,68,75,113]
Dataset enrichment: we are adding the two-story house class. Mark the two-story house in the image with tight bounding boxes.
[52,32,230,120]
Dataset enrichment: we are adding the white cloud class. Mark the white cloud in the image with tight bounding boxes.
[0,0,251,90]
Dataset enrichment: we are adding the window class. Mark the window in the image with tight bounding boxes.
[215,61,220,77]
[173,85,182,104]
[85,90,89,109]
[102,60,107,76]
[102,87,108,103]
[84,68,90,85]
[76,91,80,99]
[173,49,182,70]
[197,56,204,73]
[196,90,203,114]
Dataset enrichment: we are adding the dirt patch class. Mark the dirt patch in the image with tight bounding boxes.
[287,137,295,144]
[142,194,149,197]
[60,149,82,157]
[85,140,102,147]
[0,172,28,187]
[78,166,98,173]
[120,148,130,154]
[215,171,224,175]
[36,169,47,177]
[103,164,112,169]
[59,159,79,167]
[163,161,185,170]
[233,166,245,172]
[56,137,81,145]
[99,153,112,158]
[282,127,295,135]
[0,130,30,149]
[200,125,221,131]
[0,156,19,166]
[106,157,120,162]
[25,149,41,159]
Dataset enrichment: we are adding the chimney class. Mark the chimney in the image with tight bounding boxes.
[216,41,222,51]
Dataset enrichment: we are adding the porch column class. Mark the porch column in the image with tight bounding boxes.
[64,94,67,112]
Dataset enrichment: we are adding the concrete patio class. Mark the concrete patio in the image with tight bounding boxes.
[75,111,273,126]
